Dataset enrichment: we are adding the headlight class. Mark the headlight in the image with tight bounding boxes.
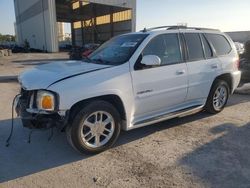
[36,90,56,111]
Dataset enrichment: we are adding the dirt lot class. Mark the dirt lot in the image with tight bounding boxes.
[0,54,250,188]
[0,53,68,77]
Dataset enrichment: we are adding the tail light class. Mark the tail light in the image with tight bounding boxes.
[234,55,240,70]
[235,59,240,70]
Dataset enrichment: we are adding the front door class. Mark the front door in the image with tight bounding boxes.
[131,33,188,123]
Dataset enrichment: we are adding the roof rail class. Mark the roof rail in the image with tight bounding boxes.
[140,26,179,32]
[172,26,220,31]
[141,26,220,32]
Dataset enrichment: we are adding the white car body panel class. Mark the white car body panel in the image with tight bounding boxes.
[19,61,111,90]
[131,63,188,124]
[185,58,222,101]
[48,63,135,129]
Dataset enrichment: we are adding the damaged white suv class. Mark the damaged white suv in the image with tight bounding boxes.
[16,26,241,154]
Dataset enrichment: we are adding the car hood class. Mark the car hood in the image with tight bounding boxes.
[19,60,111,90]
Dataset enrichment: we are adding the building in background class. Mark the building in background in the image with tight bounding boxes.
[14,0,136,52]
[14,22,18,43]
[57,22,65,41]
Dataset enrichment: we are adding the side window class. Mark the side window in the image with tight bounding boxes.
[185,33,204,61]
[162,34,182,65]
[142,34,182,66]
[201,34,213,58]
[205,34,232,56]
[142,35,166,62]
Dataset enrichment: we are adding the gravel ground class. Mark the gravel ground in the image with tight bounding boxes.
[0,82,250,188]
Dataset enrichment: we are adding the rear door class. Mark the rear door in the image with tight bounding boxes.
[183,32,221,101]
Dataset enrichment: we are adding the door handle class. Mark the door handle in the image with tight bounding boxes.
[176,70,185,75]
[211,64,218,69]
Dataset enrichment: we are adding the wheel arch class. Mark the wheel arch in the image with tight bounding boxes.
[205,73,232,114]
[68,94,127,126]
[213,73,233,93]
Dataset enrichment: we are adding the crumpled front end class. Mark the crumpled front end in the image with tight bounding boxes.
[16,88,67,130]
[15,61,112,130]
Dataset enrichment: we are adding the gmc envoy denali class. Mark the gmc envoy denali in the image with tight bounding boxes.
[15,26,241,154]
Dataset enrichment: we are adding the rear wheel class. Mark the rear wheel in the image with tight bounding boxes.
[67,100,121,154]
[205,80,230,114]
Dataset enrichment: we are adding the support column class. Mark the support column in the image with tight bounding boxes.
[80,2,85,46]
[110,7,114,38]
[71,22,76,46]
[81,21,85,46]
[93,4,97,43]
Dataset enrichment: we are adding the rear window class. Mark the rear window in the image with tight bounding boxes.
[205,34,232,56]
[184,33,204,61]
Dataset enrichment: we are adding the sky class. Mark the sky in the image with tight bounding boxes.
[136,0,250,32]
[0,0,15,35]
[0,0,250,35]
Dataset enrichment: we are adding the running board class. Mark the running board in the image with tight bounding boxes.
[131,105,204,130]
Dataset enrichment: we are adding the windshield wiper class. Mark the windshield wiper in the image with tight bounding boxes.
[92,58,111,65]
[82,56,92,63]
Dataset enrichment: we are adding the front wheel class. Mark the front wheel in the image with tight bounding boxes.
[67,101,121,154]
[205,80,230,114]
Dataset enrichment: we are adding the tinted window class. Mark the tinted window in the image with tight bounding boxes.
[185,33,204,61]
[201,34,213,58]
[142,33,182,65]
[205,34,232,56]
[89,34,148,65]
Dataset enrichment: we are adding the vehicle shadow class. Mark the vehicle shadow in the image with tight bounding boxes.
[117,111,211,146]
[179,122,250,187]
[0,118,85,183]
[0,112,211,183]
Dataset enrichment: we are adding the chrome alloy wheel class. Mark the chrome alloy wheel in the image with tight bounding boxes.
[80,111,115,148]
[213,85,228,110]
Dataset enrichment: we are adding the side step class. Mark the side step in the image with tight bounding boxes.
[132,105,204,130]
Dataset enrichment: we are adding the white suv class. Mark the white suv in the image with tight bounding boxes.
[16,26,241,154]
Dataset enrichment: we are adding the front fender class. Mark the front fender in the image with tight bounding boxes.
[48,63,134,126]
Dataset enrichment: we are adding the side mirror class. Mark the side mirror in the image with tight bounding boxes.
[141,55,161,66]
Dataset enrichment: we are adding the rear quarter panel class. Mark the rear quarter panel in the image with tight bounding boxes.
[218,33,241,91]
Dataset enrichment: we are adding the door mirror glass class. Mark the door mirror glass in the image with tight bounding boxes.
[141,55,161,66]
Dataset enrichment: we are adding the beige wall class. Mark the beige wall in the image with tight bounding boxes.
[89,0,136,31]
[57,22,65,41]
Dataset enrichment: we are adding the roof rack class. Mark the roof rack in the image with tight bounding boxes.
[141,26,220,32]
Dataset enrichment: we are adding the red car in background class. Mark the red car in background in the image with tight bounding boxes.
[69,43,100,60]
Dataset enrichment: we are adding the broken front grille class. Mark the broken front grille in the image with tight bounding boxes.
[20,88,33,110]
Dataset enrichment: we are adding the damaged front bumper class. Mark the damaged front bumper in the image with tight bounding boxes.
[15,89,68,130]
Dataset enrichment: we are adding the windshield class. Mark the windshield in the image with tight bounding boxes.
[88,34,148,65]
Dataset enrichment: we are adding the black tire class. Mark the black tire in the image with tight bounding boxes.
[67,100,121,154]
[205,79,230,114]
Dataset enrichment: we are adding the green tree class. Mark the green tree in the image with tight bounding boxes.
[0,33,16,42]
